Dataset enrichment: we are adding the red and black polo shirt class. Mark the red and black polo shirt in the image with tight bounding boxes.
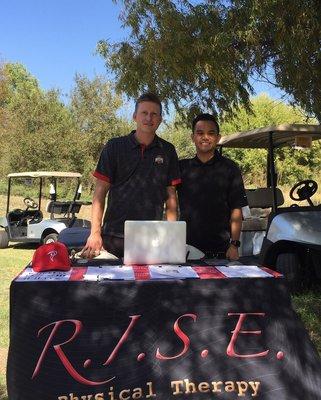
[94,131,181,237]
[178,151,248,253]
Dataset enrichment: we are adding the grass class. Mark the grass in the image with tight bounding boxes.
[0,244,35,400]
[292,291,321,354]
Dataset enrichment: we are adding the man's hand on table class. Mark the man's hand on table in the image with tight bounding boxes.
[226,244,239,261]
[81,232,103,259]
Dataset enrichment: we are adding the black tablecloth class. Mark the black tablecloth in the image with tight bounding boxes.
[7,273,321,399]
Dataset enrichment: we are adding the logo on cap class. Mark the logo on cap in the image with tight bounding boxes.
[48,250,58,262]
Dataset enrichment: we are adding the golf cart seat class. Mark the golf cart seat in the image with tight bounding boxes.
[26,209,43,224]
[242,187,284,231]
[7,209,26,226]
[46,201,82,216]
[240,188,284,257]
[7,209,43,226]
[246,187,284,209]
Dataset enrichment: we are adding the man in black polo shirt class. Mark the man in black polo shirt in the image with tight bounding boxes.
[178,113,247,260]
[82,93,181,258]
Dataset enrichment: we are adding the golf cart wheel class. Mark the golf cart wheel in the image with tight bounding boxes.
[42,233,58,244]
[276,252,301,291]
[0,230,9,248]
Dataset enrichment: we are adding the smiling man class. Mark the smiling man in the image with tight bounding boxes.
[82,93,181,258]
[178,113,247,260]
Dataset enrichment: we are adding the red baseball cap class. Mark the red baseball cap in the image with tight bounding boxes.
[32,242,71,272]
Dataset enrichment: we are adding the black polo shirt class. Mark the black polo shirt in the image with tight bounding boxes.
[178,151,248,253]
[94,131,181,237]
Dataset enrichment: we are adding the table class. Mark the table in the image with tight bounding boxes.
[7,262,321,400]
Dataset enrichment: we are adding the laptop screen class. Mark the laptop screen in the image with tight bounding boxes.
[124,221,186,265]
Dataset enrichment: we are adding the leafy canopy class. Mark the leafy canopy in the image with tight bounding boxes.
[98,0,321,121]
[0,64,130,187]
[161,94,320,186]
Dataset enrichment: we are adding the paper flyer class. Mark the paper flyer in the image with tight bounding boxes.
[15,267,72,282]
[97,266,135,280]
[216,265,273,278]
[149,265,199,279]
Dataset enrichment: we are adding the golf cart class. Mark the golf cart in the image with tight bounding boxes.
[219,124,321,289]
[0,171,91,248]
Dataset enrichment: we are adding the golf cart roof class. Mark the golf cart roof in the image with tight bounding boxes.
[219,124,321,149]
[7,171,82,178]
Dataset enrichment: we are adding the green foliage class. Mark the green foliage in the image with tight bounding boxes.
[0,64,132,190]
[1,61,320,190]
[220,94,320,185]
[1,90,81,176]
[161,116,195,159]
[102,0,321,121]
[229,0,321,120]
[69,74,133,185]
[98,0,253,119]
[2,63,40,110]
[0,63,81,177]
[162,94,321,187]
[0,63,8,111]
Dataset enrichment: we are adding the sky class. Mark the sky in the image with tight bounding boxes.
[1,0,283,114]
[1,1,126,94]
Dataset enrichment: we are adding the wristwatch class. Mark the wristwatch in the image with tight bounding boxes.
[229,239,241,248]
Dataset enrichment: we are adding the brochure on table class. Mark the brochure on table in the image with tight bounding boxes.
[15,264,277,282]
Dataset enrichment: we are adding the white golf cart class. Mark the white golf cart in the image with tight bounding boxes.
[219,124,321,289]
[0,171,91,248]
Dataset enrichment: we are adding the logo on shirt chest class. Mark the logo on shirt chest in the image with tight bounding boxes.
[154,155,164,164]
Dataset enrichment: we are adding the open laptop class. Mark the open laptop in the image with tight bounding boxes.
[124,221,187,265]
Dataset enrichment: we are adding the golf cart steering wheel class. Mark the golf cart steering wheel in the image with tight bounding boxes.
[289,180,318,204]
[23,197,38,210]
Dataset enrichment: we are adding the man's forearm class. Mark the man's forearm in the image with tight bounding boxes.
[90,180,110,234]
[226,208,243,260]
[166,207,177,221]
[230,208,243,240]
[90,200,105,235]
[165,186,178,221]
[81,179,109,258]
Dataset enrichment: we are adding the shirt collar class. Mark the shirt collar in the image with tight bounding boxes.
[128,130,161,149]
[192,149,222,165]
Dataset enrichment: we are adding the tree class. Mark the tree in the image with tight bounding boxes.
[0,63,8,109]
[98,0,321,121]
[221,94,320,186]
[0,63,84,177]
[225,0,321,120]
[161,116,195,159]
[0,64,132,188]
[69,74,133,184]
[161,94,321,186]
[3,63,40,105]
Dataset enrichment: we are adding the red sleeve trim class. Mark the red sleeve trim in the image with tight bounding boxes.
[171,178,182,186]
[93,171,111,183]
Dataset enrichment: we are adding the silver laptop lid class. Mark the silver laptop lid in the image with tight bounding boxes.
[124,221,186,265]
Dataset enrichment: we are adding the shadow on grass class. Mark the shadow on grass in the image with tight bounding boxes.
[292,285,321,354]
[8,242,38,250]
